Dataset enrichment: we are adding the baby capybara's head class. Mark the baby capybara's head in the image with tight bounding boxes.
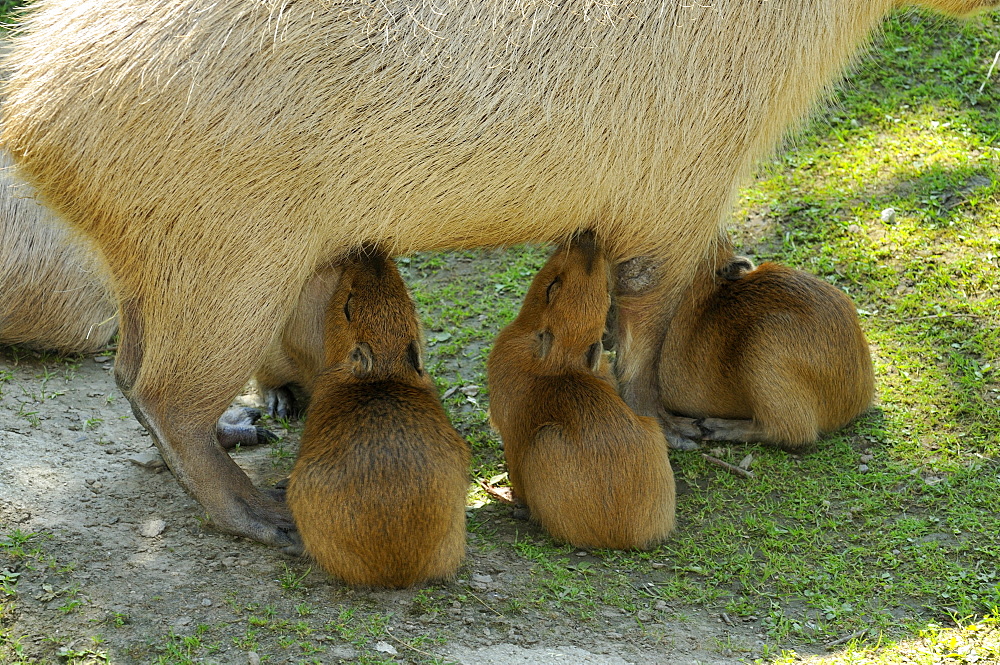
[516,231,612,371]
[323,247,427,384]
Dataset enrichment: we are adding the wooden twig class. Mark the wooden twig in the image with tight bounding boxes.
[701,453,755,480]
[826,629,868,648]
[467,589,505,617]
[384,627,443,660]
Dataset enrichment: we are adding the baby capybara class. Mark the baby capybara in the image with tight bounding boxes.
[488,232,675,549]
[287,248,470,588]
[656,239,875,450]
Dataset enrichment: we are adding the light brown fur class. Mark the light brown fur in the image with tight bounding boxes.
[655,241,875,450]
[488,233,675,549]
[287,248,469,587]
[0,150,117,354]
[0,0,991,543]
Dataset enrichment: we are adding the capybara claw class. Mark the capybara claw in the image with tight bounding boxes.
[255,426,278,445]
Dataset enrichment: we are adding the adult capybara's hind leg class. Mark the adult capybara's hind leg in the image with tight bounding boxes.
[114,282,302,546]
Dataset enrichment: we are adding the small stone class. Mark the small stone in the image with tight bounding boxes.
[248,652,261,665]
[858,464,869,473]
[173,616,192,627]
[94,356,113,364]
[201,598,212,606]
[651,562,666,569]
[139,519,166,538]
[655,600,668,610]
[860,454,874,463]
[471,573,493,585]
[847,224,861,234]
[327,645,357,660]
[374,641,398,656]
[880,208,896,224]
[459,385,480,397]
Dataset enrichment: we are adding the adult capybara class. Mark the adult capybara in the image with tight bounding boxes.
[287,248,469,587]
[0,150,117,354]
[646,241,875,451]
[1,0,993,544]
[488,233,675,549]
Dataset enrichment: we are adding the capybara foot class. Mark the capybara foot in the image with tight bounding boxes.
[216,406,278,449]
[207,490,299,547]
[265,385,300,420]
[698,417,763,443]
[660,413,703,451]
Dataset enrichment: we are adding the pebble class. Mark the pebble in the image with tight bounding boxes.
[374,641,398,655]
[471,573,493,585]
[860,454,874,463]
[847,224,861,234]
[201,598,212,607]
[655,601,668,610]
[248,652,261,665]
[327,645,357,660]
[858,464,870,473]
[139,519,166,538]
[881,208,896,223]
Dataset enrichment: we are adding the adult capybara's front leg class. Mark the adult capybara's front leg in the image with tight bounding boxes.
[114,278,302,546]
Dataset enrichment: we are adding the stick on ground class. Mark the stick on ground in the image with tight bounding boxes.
[701,454,755,480]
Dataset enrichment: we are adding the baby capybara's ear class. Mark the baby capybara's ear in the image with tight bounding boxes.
[349,342,373,377]
[716,256,755,282]
[406,340,424,375]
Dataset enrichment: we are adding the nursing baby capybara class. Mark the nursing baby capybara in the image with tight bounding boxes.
[488,232,675,549]
[647,240,875,451]
[287,248,469,588]
[2,0,993,544]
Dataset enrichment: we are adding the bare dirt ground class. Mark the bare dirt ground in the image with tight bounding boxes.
[0,339,802,665]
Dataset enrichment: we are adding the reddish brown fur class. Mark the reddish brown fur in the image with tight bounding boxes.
[287,248,470,588]
[488,233,675,549]
[657,241,875,450]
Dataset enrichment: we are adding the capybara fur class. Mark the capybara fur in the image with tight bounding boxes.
[0,150,117,354]
[488,233,675,550]
[1,0,992,543]
[287,248,470,588]
[655,240,875,450]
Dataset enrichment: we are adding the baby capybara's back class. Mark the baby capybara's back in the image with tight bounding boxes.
[287,248,469,588]
[515,381,676,549]
[291,380,469,587]
[659,245,874,449]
